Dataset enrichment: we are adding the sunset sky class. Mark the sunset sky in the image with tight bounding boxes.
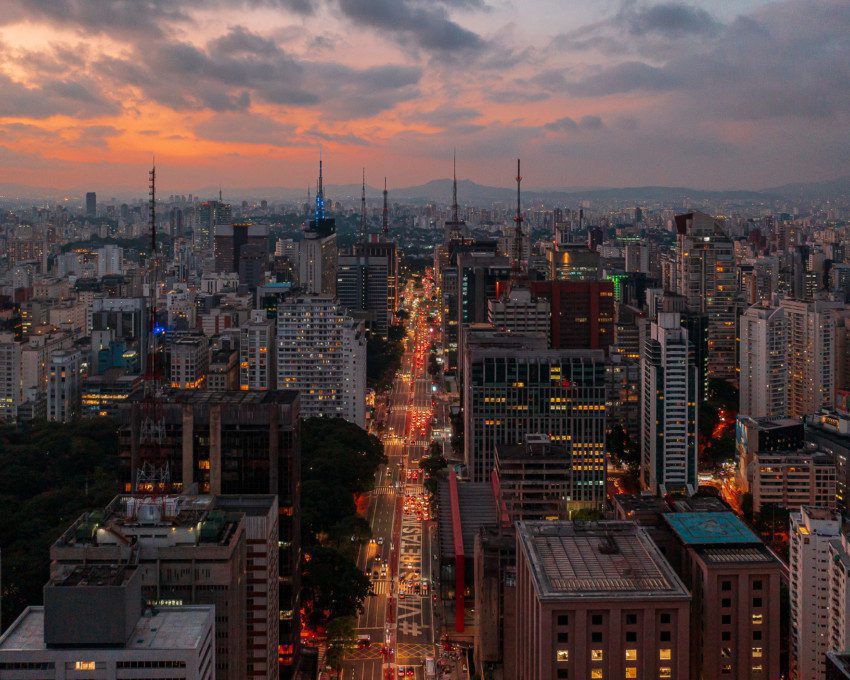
[0,0,848,193]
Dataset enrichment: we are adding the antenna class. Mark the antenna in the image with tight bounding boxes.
[360,167,368,245]
[452,148,458,225]
[218,186,222,203]
[512,158,525,281]
[382,177,388,239]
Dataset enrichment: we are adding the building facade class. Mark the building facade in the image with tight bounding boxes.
[739,305,788,418]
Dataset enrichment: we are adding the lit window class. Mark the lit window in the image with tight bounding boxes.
[659,649,671,661]
[752,647,763,658]
[591,649,604,661]
[752,614,763,625]
[625,669,637,679]
[659,668,672,679]
[591,670,603,680]
[752,664,764,672]
[556,650,569,662]
[75,662,96,671]
[625,649,637,661]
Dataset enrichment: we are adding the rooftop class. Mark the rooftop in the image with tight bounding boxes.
[129,388,298,406]
[516,520,689,601]
[52,563,134,588]
[0,606,212,652]
[664,512,760,546]
[438,479,498,559]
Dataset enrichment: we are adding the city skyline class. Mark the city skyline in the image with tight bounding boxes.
[0,0,847,191]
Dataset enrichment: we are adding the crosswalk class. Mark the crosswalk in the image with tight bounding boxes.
[369,579,391,595]
[372,485,397,496]
[345,642,433,662]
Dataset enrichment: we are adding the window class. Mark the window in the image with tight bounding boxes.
[721,598,731,608]
[592,632,603,643]
[626,632,637,643]
[722,615,732,625]
[722,664,732,674]
[626,614,638,625]
[591,650,604,662]
[557,671,569,679]
[753,597,762,607]
[625,649,637,661]
[753,631,762,641]
[753,579,762,590]
[722,632,731,641]
[752,664,763,673]
[752,647,763,658]
[660,631,671,642]
[659,668,672,678]
[659,649,671,661]
[660,613,671,624]
[558,632,569,643]
[74,662,96,671]
[721,580,732,591]
[558,615,569,626]
[556,651,569,662]
[625,669,637,679]
[591,670,603,680]
[753,614,763,625]
[721,648,732,658]
[592,615,603,626]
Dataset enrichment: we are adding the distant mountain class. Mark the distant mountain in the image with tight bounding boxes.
[764,176,850,200]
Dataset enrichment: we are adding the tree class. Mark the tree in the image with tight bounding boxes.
[325,616,358,676]
[301,546,373,629]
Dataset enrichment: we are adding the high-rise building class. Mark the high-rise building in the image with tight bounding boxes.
[674,211,737,384]
[548,243,600,281]
[493,434,570,520]
[486,286,550,344]
[640,312,698,495]
[51,496,246,679]
[827,534,850,664]
[336,240,399,338]
[85,191,97,217]
[529,280,615,352]
[197,200,232,249]
[790,506,842,680]
[514,520,691,680]
[781,298,842,417]
[119,390,301,672]
[663,512,782,680]
[96,244,123,277]
[0,332,23,421]
[90,297,148,375]
[739,305,788,418]
[299,160,337,296]
[169,335,209,389]
[47,348,82,423]
[0,572,214,680]
[240,311,276,390]
[214,222,268,273]
[463,331,607,510]
[276,295,366,427]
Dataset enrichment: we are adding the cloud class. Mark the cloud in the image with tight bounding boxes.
[624,2,721,37]
[194,112,296,145]
[337,0,485,52]
[570,61,680,96]
[0,72,119,118]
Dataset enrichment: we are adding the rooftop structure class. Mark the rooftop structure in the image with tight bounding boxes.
[663,512,760,546]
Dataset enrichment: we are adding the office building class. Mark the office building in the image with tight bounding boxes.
[276,295,366,427]
[806,409,850,512]
[207,348,238,391]
[739,305,788,418]
[749,447,836,513]
[85,191,97,217]
[240,311,276,390]
[197,200,232,249]
[529,281,615,353]
[514,520,691,680]
[675,211,737,384]
[640,312,698,495]
[336,240,399,338]
[97,244,123,277]
[0,571,213,680]
[548,243,600,281]
[781,298,842,417]
[463,333,607,510]
[51,496,243,679]
[90,297,148,375]
[493,435,570,520]
[0,332,23,421]
[486,286,550,344]
[169,335,209,389]
[47,348,82,423]
[214,222,268,273]
[663,512,782,680]
[119,390,301,671]
[790,506,842,680]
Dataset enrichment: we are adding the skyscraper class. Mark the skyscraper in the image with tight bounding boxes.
[640,312,698,495]
[675,211,737,385]
[47,348,82,423]
[528,280,615,352]
[336,240,399,338]
[739,305,788,418]
[276,295,367,427]
[240,310,276,391]
[298,159,337,296]
[85,191,97,217]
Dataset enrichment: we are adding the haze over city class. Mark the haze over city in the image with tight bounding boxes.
[1,0,848,192]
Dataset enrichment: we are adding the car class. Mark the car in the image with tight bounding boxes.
[377,537,384,545]
[357,634,371,648]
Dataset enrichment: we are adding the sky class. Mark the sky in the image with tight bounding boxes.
[0,0,848,194]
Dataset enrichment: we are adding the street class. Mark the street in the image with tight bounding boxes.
[343,277,439,680]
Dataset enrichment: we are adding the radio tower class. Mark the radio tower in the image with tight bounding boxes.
[315,153,325,222]
[134,160,170,494]
[511,158,525,282]
[382,178,388,240]
[445,150,465,242]
[360,168,368,245]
